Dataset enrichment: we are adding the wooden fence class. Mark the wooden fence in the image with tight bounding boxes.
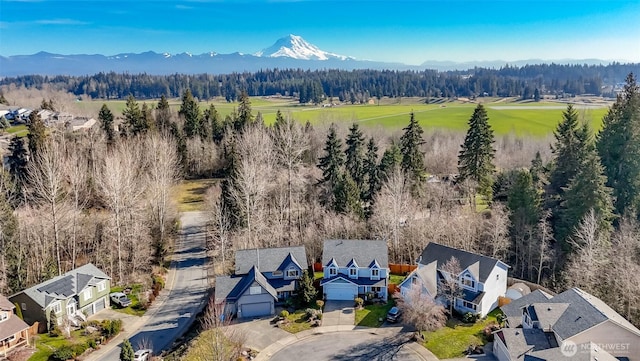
[389,263,417,275]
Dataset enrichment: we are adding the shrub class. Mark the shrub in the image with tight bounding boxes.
[354,297,364,308]
[279,310,289,318]
[87,338,97,349]
[462,312,478,323]
[51,345,74,361]
[72,343,88,357]
[305,308,321,320]
[101,319,123,338]
[316,300,324,309]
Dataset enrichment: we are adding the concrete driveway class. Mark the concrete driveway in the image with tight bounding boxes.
[323,301,355,326]
[229,316,290,351]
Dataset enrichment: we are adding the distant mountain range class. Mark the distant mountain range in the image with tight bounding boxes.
[0,34,624,77]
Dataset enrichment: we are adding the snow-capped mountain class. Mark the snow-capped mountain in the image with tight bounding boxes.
[256,34,349,60]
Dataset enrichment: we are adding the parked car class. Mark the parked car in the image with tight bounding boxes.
[133,349,152,361]
[386,306,402,323]
[110,292,132,307]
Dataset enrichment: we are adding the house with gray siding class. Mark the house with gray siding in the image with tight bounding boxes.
[215,246,307,318]
[320,239,389,301]
[9,263,111,331]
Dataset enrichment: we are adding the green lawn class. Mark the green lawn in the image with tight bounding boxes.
[421,309,500,359]
[110,285,146,316]
[279,310,313,333]
[354,299,394,327]
[172,178,218,212]
[30,330,91,361]
[84,97,610,137]
[5,124,28,137]
[389,274,406,285]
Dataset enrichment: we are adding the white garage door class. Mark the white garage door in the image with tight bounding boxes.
[94,297,106,313]
[325,283,357,301]
[240,302,271,318]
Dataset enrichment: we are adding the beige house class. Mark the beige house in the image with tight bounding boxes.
[494,287,640,361]
[0,294,30,356]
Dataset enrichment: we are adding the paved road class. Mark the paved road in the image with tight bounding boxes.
[96,211,209,360]
[269,331,421,361]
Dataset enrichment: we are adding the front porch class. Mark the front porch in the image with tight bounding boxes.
[1,331,29,357]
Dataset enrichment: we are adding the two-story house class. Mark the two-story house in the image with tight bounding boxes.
[9,263,111,331]
[399,242,509,317]
[0,294,30,356]
[215,246,308,318]
[494,287,640,361]
[320,239,389,301]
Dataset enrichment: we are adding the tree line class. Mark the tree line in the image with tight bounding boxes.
[1,62,638,103]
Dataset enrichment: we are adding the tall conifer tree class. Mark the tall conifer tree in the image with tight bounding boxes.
[399,112,425,183]
[98,103,115,145]
[457,104,496,199]
[345,123,366,190]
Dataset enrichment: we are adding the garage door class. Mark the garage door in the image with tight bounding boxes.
[325,283,357,301]
[240,302,271,318]
[94,298,106,313]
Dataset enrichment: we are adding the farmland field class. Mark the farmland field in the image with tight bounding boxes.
[77,96,611,137]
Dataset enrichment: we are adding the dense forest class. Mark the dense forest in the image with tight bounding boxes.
[1,71,640,331]
[1,63,639,102]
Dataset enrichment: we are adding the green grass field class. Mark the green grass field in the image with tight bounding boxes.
[81,96,610,137]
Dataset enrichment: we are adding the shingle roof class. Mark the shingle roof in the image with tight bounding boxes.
[414,261,437,296]
[495,328,552,360]
[322,240,388,268]
[12,263,110,308]
[320,274,387,287]
[0,313,30,341]
[215,266,278,302]
[0,294,15,311]
[501,289,553,327]
[235,246,307,274]
[527,303,570,331]
[524,342,618,361]
[550,287,640,339]
[418,242,506,283]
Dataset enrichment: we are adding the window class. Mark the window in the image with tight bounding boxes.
[249,286,262,295]
[286,269,299,278]
[0,311,8,322]
[411,276,418,285]
[462,274,475,289]
[372,287,382,293]
[2,334,16,343]
[371,269,379,279]
[52,302,62,314]
[329,267,337,276]
[349,267,358,278]
[84,288,93,301]
[97,281,106,292]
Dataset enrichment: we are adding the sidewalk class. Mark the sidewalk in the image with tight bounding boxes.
[81,255,179,361]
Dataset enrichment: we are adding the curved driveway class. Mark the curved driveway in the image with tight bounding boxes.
[95,211,209,360]
[269,331,422,361]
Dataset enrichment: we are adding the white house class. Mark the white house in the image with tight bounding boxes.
[399,242,509,317]
[320,239,389,301]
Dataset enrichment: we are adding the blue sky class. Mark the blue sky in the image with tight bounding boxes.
[0,0,638,64]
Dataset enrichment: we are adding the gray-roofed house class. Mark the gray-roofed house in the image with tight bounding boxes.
[1,294,30,356]
[494,287,640,361]
[215,246,307,319]
[399,242,509,317]
[9,263,110,331]
[320,239,389,301]
[501,289,553,328]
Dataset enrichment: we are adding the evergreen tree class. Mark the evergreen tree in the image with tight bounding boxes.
[295,270,317,307]
[558,150,614,246]
[333,173,364,217]
[508,169,542,237]
[379,143,403,182]
[363,137,380,204]
[399,112,425,183]
[235,90,253,131]
[141,102,154,133]
[317,124,344,188]
[27,111,46,159]
[205,104,223,143]
[530,151,548,190]
[120,339,134,361]
[121,94,142,137]
[155,95,172,132]
[345,123,366,190]
[179,89,201,138]
[457,104,496,199]
[0,93,8,105]
[597,73,640,216]
[98,104,115,145]
[549,104,587,196]
[7,137,28,192]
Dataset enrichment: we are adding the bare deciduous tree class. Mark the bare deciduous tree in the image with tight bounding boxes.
[394,285,447,332]
[191,297,246,361]
[439,256,463,315]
